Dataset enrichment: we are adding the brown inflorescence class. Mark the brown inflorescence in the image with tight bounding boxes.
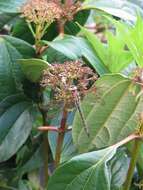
[132,68,143,84]
[21,0,62,25]
[60,1,81,22]
[21,0,81,25]
[41,60,97,105]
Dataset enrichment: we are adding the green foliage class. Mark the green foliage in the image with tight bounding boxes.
[0,13,18,29]
[1,1,143,190]
[0,0,26,29]
[0,94,34,162]
[0,35,35,100]
[0,0,26,13]
[82,0,142,21]
[43,35,109,75]
[49,131,77,163]
[79,25,133,73]
[19,59,49,83]
[48,147,128,190]
[116,15,143,67]
[17,145,43,175]
[12,10,90,43]
[72,74,143,152]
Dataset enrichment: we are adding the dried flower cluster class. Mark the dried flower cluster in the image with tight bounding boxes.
[137,112,143,135]
[59,1,81,22]
[41,60,97,104]
[132,68,143,85]
[21,0,62,25]
[130,68,143,100]
[21,0,81,25]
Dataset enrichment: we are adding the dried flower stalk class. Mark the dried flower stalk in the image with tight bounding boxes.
[21,0,62,25]
[41,60,97,105]
[21,0,81,50]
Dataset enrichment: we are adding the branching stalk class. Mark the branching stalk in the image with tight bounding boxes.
[27,22,35,38]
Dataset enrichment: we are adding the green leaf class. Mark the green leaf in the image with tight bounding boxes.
[18,180,29,190]
[43,35,109,75]
[18,145,43,175]
[0,35,35,101]
[19,59,49,82]
[79,25,133,73]
[44,47,71,63]
[47,146,128,190]
[116,16,143,67]
[64,10,90,35]
[82,0,142,21]
[12,18,35,44]
[72,74,143,152]
[49,131,77,163]
[0,94,34,162]
[106,31,133,72]
[43,36,81,60]
[0,12,18,29]
[0,0,26,13]
[109,149,129,189]
[78,37,109,74]
[12,10,90,42]
[0,164,18,189]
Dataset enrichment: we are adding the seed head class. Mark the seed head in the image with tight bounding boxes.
[61,1,81,21]
[41,60,97,104]
[21,0,62,25]
[137,112,143,135]
[132,68,143,84]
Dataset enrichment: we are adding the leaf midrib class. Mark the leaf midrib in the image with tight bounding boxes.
[64,147,115,190]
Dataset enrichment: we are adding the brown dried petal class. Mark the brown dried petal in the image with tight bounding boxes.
[21,0,62,24]
[41,60,97,104]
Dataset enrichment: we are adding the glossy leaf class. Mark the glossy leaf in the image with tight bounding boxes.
[79,25,133,73]
[72,74,143,152]
[19,59,49,82]
[12,19,35,44]
[0,94,33,162]
[0,12,18,29]
[82,0,142,21]
[116,16,143,67]
[45,47,71,63]
[0,0,26,13]
[0,35,35,101]
[18,145,43,175]
[43,35,109,75]
[64,10,90,35]
[48,146,128,190]
[43,36,81,60]
[109,149,129,189]
[12,9,90,43]
[18,181,29,190]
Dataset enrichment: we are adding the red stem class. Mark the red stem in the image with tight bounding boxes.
[112,133,141,149]
[55,104,68,167]
[38,126,72,132]
[38,126,59,132]
[58,20,65,37]
[65,0,73,6]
